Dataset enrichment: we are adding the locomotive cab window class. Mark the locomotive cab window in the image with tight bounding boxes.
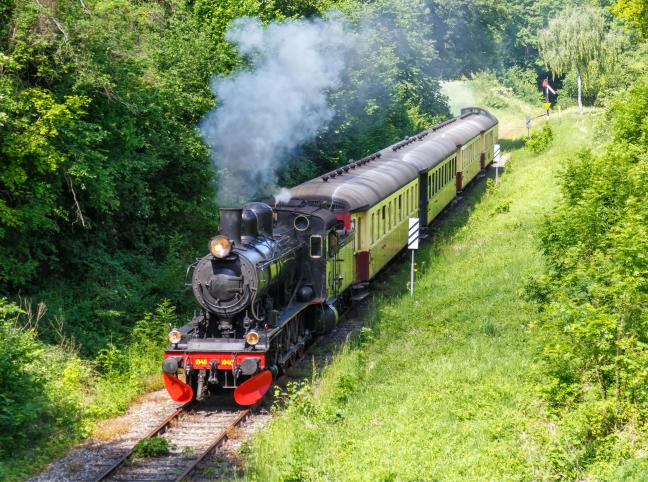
[310,235,323,258]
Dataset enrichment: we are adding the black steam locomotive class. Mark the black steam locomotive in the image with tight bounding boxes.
[162,107,498,405]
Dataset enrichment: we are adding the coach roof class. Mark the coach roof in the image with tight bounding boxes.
[284,107,497,213]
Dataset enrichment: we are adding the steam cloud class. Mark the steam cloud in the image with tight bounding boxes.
[200,16,356,206]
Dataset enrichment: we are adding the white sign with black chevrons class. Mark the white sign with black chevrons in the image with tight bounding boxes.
[408,217,420,250]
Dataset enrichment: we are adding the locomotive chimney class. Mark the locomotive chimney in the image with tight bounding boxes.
[219,208,242,244]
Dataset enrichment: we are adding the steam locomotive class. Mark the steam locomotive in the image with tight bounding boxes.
[162,107,498,405]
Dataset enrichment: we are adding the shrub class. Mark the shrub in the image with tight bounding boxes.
[535,77,648,474]
[524,123,553,153]
[0,299,90,477]
[0,298,176,479]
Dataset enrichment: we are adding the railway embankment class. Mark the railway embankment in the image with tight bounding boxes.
[243,111,596,480]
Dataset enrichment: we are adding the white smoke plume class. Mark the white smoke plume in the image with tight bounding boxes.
[200,16,356,206]
[273,187,292,205]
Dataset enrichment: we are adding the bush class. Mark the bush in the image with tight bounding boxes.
[535,77,648,476]
[0,298,175,479]
[0,299,90,478]
[524,123,553,153]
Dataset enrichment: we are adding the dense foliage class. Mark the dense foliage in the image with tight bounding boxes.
[0,297,173,479]
[612,0,648,38]
[524,123,553,153]
[0,0,220,352]
[530,76,648,477]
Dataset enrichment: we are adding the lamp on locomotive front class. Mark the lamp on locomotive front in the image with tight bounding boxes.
[209,235,231,258]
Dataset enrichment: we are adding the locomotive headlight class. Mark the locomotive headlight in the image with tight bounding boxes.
[246,330,260,346]
[168,328,182,345]
[209,235,232,258]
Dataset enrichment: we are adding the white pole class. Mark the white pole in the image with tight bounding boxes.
[410,249,414,296]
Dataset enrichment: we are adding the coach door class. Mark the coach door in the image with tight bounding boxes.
[418,172,429,226]
[326,228,355,299]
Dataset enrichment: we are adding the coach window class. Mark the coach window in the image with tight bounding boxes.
[382,206,386,235]
[398,195,402,221]
[310,235,323,258]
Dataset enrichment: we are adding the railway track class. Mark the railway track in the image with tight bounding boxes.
[93,400,256,482]
[87,314,367,482]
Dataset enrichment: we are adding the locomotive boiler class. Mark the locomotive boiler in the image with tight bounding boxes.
[162,107,498,405]
[191,202,299,340]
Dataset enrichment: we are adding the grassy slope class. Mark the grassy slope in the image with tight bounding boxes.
[244,104,596,480]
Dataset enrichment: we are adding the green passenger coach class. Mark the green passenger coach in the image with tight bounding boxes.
[285,107,498,293]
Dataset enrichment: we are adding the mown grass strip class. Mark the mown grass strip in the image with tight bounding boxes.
[244,112,595,481]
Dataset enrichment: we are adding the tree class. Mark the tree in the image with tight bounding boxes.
[612,0,648,38]
[538,5,617,114]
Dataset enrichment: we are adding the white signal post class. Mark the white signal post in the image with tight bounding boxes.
[408,218,420,296]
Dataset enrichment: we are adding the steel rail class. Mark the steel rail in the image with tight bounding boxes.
[93,402,192,482]
[173,407,255,482]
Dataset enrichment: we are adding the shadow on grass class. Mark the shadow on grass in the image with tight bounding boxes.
[370,168,490,299]
[499,137,525,152]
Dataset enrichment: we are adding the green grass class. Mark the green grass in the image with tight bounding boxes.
[243,110,597,480]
